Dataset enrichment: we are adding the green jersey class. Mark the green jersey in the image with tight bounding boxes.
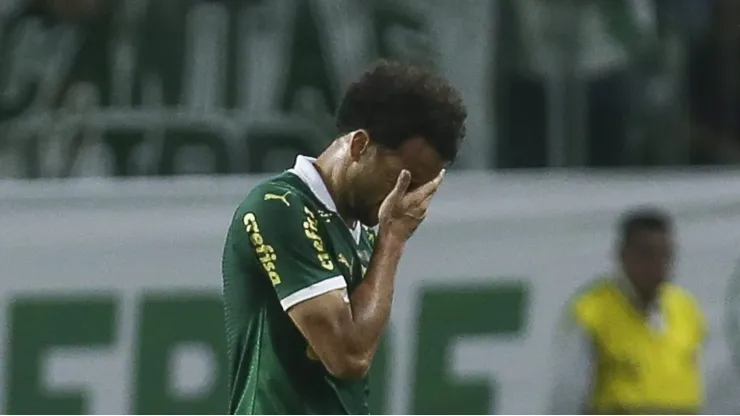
[222,156,376,414]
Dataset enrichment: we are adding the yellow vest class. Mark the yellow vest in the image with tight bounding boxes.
[572,279,705,414]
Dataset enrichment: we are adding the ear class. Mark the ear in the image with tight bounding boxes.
[348,130,370,162]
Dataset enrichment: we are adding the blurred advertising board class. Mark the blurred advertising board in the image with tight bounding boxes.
[1,171,740,413]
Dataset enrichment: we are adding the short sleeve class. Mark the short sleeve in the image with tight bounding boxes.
[235,186,346,311]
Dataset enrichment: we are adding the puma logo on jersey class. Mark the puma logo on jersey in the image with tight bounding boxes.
[264,191,291,206]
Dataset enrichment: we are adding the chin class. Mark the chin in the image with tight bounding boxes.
[359,216,379,228]
[364,218,380,227]
[359,210,380,228]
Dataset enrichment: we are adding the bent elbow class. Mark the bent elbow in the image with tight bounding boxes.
[326,354,371,380]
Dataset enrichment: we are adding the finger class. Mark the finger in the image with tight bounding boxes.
[411,168,446,200]
[389,169,411,198]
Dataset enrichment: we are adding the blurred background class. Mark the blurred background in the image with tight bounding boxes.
[1,0,740,414]
[3,0,740,176]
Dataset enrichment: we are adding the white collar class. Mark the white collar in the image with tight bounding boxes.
[288,155,362,244]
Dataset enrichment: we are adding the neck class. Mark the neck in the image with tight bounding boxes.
[314,140,357,227]
[621,274,658,312]
[636,291,657,312]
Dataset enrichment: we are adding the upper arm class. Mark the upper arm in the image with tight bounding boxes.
[287,289,369,378]
[236,187,346,310]
[549,303,595,415]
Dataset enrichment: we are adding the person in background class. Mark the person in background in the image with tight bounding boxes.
[549,207,706,414]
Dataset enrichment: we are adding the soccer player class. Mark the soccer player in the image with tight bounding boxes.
[221,60,467,414]
[549,207,706,414]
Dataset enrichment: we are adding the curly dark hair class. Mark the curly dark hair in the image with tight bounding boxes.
[335,60,467,163]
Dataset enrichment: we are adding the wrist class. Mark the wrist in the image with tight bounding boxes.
[376,229,406,253]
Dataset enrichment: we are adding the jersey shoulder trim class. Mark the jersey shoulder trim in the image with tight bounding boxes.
[280,275,347,311]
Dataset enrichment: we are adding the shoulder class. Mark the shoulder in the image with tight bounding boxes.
[237,174,313,218]
[229,173,322,240]
[568,276,615,310]
[663,284,704,315]
[663,284,706,340]
[663,284,699,305]
[563,276,616,329]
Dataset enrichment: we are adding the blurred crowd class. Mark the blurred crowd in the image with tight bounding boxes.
[0,0,738,177]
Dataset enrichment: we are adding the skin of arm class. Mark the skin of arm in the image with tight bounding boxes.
[288,232,404,380]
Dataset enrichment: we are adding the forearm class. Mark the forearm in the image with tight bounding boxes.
[346,230,404,358]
